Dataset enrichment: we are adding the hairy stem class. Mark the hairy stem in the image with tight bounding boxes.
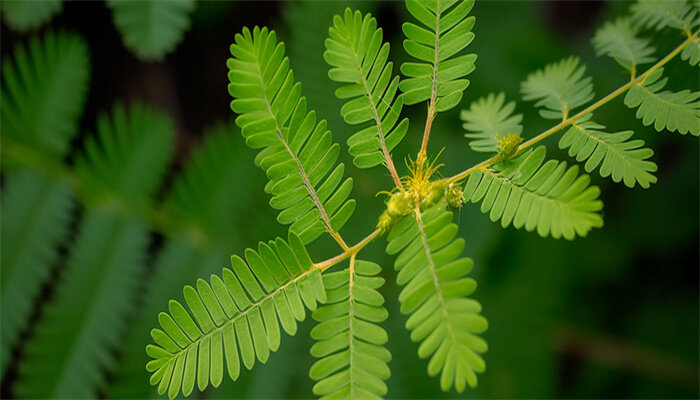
[445,34,696,184]
[419,1,442,158]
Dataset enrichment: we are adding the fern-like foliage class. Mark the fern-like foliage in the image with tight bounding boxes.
[463,146,603,239]
[284,1,351,132]
[520,56,594,120]
[309,259,391,400]
[0,0,62,32]
[76,104,175,204]
[14,104,174,398]
[108,122,256,398]
[107,0,195,61]
[400,0,477,112]
[324,9,409,170]
[624,68,700,136]
[228,27,355,245]
[630,0,698,31]
[592,17,656,71]
[461,92,523,153]
[1,30,90,158]
[385,205,487,392]
[0,30,88,377]
[559,118,657,188]
[0,170,73,375]
[146,232,327,399]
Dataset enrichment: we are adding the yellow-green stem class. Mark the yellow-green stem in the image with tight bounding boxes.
[445,34,696,184]
[308,33,696,272]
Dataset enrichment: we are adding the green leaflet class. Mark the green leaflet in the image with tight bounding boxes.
[461,92,523,153]
[0,169,73,376]
[325,9,409,170]
[228,26,355,245]
[284,0,350,132]
[681,39,700,66]
[146,232,327,399]
[624,68,700,136]
[107,0,195,61]
[559,119,657,189]
[400,0,477,112]
[630,0,698,31]
[14,103,174,398]
[1,30,90,158]
[309,259,391,400]
[520,56,594,120]
[0,0,62,32]
[463,146,604,240]
[386,206,488,393]
[592,17,656,71]
[112,240,232,399]
[75,104,176,205]
[15,213,150,398]
[108,122,254,398]
[0,30,88,376]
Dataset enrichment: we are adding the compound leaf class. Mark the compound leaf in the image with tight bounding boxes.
[108,0,196,61]
[76,104,176,204]
[461,92,523,153]
[228,26,355,245]
[520,56,594,120]
[108,122,256,398]
[310,259,391,400]
[0,0,62,32]
[592,17,656,71]
[147,232,327,399]
[400,0,477,112]
[0,170,72,376]
[630,0,698,31]
[14,104,174,398]
[559,119,657,188]
[325,9,409,171]
[624,68,700,136]
[463,146,604,239]
[1,30,90,158]
[386,206,487,393]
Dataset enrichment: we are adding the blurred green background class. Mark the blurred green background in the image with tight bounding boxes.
[1,0,698,398]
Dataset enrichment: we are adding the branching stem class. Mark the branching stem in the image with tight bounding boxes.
[313,229,381,271]
[445,34,696,184]
[308,33,696,271]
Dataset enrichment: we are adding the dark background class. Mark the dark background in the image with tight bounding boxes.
[1,0,698,398]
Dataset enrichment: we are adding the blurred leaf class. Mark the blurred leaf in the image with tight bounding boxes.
[1,30,90,158]
[108,0,196,61]
[13,103,174,398]
[461,92,523,153]
[0,0,62,32]
[0,169,73,376]
[592,17,656,71]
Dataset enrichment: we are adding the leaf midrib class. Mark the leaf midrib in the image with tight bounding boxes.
[254,55,335,234]
[164,269,312,362]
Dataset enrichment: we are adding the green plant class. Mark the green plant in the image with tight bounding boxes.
[0,0,196,61]
[143,0,699,399]
[0,26,258,400]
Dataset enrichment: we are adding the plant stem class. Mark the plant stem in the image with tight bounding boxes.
[445,34,696,184]
[313,229,381,271]
[420,105,436,159]
[308,33,697,272]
